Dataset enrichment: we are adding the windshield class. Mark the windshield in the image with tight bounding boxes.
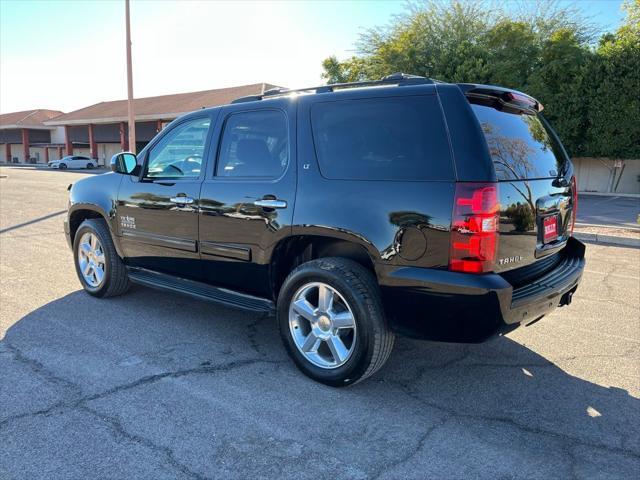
[470,103,567,181]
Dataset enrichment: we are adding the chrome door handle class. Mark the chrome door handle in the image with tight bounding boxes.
[254,199,287,209]
[170,196,194,204]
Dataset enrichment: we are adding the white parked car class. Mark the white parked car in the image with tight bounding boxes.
[48,155,96,169]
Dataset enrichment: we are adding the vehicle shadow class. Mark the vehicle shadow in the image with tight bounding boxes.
[0,210,66,234]
[2,288,638,478]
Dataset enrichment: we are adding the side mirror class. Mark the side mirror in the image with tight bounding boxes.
[110,152,139,175]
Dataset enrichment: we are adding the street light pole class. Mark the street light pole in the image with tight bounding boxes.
[125,0,136,153]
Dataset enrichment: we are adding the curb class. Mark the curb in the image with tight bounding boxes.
[573,232,640,248]
[575,222,640,231]
[578,192,640,199]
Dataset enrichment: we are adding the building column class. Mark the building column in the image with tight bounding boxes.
[21,129,29,163]
[5,143,11,163]
[64,125,73,156]
[156,120,162,133]
[44,147,49,164]
[57,146,63,159]
[119,122,128,151]
[88,124,97,159]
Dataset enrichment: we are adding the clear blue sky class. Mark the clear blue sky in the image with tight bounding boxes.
[0,0,627,113]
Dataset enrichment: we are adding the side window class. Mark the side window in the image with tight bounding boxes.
[216,110,288,178]
[310,96,454,181]
[145,117,210,178]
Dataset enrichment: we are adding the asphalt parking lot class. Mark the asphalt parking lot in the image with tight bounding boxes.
[1,166,639,479]
[577,195,639,229]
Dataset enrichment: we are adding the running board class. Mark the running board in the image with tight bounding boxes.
[127,268,275,314]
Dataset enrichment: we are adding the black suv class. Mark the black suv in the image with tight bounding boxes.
[65,74,585,386]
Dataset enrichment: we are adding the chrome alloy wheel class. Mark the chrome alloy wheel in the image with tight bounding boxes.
[77,232,106,288]
[288,282,357,369]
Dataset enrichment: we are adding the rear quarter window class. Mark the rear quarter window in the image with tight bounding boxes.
[310,96,453,181]
[470,103,567,180]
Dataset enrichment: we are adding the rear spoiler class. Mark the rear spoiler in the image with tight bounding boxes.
[457,83,543,113]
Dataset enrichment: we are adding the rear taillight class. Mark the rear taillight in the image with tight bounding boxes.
[570,175,578,235]
[449,183,499,274]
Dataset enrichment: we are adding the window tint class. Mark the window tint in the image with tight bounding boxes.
[146,117,210,178]
[216,110,288,178]
[470,103,567,180]
[310,96,453,181]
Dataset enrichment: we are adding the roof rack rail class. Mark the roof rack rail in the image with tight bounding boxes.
[232,73,435,104]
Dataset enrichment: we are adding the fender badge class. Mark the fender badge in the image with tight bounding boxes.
[120,215,136,229]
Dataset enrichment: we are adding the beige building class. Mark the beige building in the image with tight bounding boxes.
[573,158,640,195]
[0,109,65,163]
[44,83,277,166]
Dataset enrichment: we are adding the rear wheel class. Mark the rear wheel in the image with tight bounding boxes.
[73,218,130,298]
[86,162,94,169]
[277,257,394,387]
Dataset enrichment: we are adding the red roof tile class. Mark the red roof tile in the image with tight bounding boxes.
[46,83,279,125]
[0,109,64,128]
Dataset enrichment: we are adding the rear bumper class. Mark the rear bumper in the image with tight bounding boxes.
[379,236,585,341]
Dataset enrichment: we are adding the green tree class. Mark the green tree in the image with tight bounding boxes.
[321,56,369,84]
[527,28,592,156]
[323,1,494,82]
[482,21,539,88]
[585,0,640,158]
[321,0,639,159]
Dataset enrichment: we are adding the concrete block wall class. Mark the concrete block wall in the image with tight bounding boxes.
[573,158,640,195]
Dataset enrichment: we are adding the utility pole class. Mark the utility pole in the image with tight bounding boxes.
[125,0,136,153]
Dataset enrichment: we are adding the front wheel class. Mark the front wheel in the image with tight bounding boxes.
[277,257,394,387]
[73,218,130,298]
[59,163,67,170]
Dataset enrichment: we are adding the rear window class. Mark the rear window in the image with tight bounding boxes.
[470,103,567,180]
[311,96,453,181]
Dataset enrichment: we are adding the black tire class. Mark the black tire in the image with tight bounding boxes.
[277,257,394,387]
[86,163,94,169]
[59,163,67,170]
[73,218,130,298]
